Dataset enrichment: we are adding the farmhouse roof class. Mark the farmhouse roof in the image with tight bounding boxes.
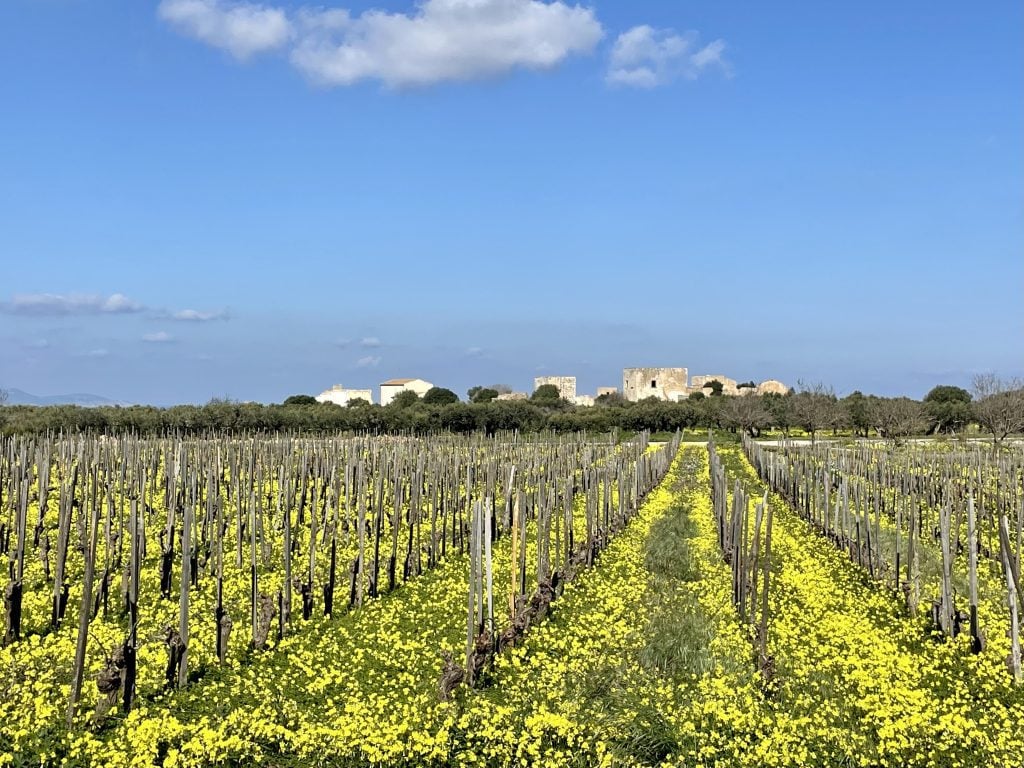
[381,378,416,385]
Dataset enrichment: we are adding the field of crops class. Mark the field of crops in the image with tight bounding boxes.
[2,433,1024,767]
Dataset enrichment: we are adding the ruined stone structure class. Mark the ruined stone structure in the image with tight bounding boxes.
[596,387,619,397]
[533,376,577,400]
[756,379,790,396]
[622,368,689,402]
[570,395,595,407]
[690,375,739,396]
[496,392,528,401]
[622,368,787,401]
[316,384,373,406]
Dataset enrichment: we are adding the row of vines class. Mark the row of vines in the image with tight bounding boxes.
[4,431,1023,766]
[0,431,677,764]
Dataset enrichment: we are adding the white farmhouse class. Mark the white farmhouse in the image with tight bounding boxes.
[316,384,373,406]
[380,378,434,406]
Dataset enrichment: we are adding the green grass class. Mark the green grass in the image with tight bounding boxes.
[597,461,720,764]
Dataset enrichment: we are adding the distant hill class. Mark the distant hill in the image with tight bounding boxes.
[1,388,124,407]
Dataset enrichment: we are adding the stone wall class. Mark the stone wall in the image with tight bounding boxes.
[690,375,739,396]
[622,367,689,402]
[496,392,528,401]
[533,376,577,400]
[756,379,790,396]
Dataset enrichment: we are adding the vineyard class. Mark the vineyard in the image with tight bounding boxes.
[2,433,1024,767]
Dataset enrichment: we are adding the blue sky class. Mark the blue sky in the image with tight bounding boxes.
[0,0,1020,405]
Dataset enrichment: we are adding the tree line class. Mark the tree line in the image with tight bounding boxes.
[0,376,1021,442]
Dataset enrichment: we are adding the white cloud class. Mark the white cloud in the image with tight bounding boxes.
[465,346,484,357]
[354,355,382,368]
[159,0,603,87]
[292,0,604,87]
[102,293,145,313]
[158,0,292,59]
[3,293,144,316]
[607,26,726,88]
[171,308,230,322]
[143,331,176,343]
[79,348,110,358]
[359,336,381,348]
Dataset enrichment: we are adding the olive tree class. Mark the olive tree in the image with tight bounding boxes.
[870,397,926,445]
[283,394,317,406]
[792,381,837,443]
[923,385,972,435]
[530,384,562,404]
[842,391,873,438]
[972,374,1024,445]
[721,394,771,437]
[389,390,421,408]
[762,392,794,436]
[468,387,499,403]
[422,387,459,405]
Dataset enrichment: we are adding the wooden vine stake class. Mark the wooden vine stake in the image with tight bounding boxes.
[509,491,520,618]
[465,500,480,686]
[121,496,140,713]
[906,500,920,617]
[937,502,955,636]
[4,462,28,644]
[67,474,100,726]
[484,496,494,648]
[999,514,1022,682]
[967,495,984,653]
[215,493,230,664]
[177,504,192,687]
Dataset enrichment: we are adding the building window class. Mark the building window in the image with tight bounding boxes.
[651,380,657,388]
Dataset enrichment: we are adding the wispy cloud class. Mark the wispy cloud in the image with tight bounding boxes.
[359,336,381,348]
[2,292,145,316]
[354,355,382,368]
[78,348,111,358]
[159,0,604,87]
[465,346,484,357]
[158,0,292,59]
[170,308,231,322]
[607,26,727,88]
[142,331,176,343]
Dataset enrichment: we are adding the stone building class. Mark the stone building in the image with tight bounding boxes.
[533,376,577,400]
[380,378,434,406]
[622,368,787,401]
[690,375,739,396]
[622,368,689,402]
[316,384,373,406]
[596,387,619,398]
